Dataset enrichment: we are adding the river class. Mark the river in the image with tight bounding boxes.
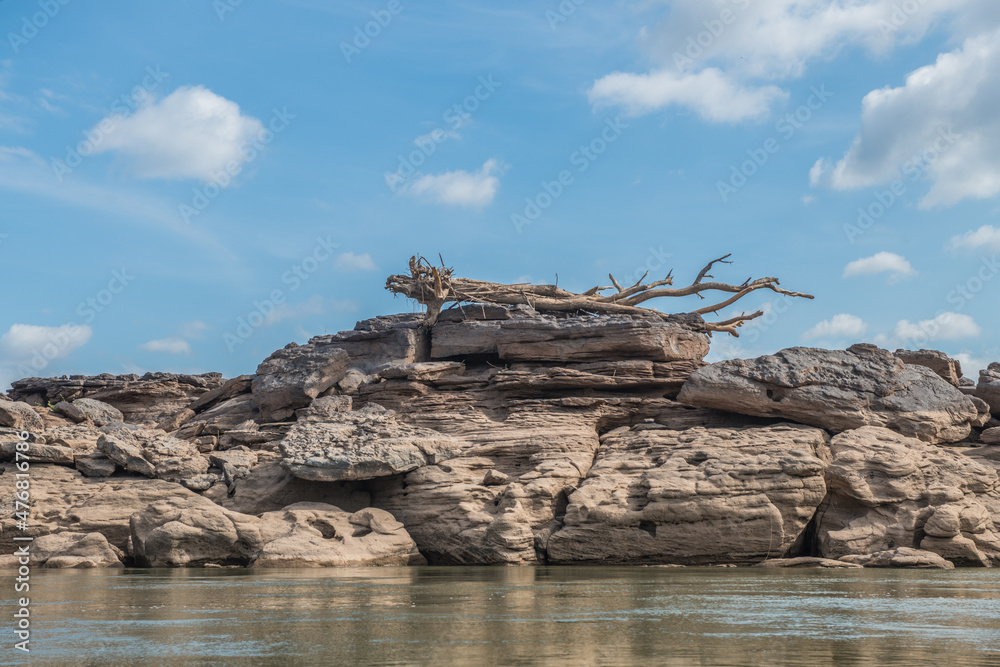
[3,566,1000,666]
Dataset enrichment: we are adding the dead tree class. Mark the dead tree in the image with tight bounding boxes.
[386,254,813,336]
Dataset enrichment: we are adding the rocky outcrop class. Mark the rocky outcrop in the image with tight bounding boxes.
[98,426,209,481]
[280,404,470,481]
[9,373,224,424]
[678,344,981,444]
[546,424,830,565]
[814,427,1000,566]
[251,344,350,421]
[129,494,421,567]
[55,398,123,426]
[895,349,963,386]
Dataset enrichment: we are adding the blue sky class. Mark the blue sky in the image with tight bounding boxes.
[3,0,1000,389]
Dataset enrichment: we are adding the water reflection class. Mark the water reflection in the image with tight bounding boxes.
[4,567,1000,666]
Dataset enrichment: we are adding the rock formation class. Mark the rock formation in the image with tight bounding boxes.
[2,263,998,569]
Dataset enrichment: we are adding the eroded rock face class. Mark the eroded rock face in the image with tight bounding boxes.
[0,464,197,553]
[97,426,209,481]
[976,363,1000,415]
[280,405,469,481]
[129,494,422,567]
[814,426,1000,566]
[0,401,44,433]
[55,398,123,426]
[252,344,350,421]
[9,373,224,425]
[546,424,831,565]
[895,349,963,386]
[678,344,980,444]
[29,532,123,568]
[252,504,425,567]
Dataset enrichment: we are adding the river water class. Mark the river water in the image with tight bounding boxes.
[3,566,1000,666]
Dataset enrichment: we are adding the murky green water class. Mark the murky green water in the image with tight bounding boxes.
[2,566,1000,666]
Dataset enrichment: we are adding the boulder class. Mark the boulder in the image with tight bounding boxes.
[209,447,258,470]
[814,426,1000,566]
[75,453,117,477]
[130,495,262,567]
[251,344,350,421]
[98,427,209,481]
[251,503,425,567]
[0,441,75,465]
[55,398,123,426]
[0,401,44,433]
[981,427,1000,445]
[279,404,469,481]
[839,547,955,569]
[678,344,980,444]
[129,495,423,568]
[30,532,123,568]
[546,423,831,565]
[894,349,962,386]
[976,363,1000,415]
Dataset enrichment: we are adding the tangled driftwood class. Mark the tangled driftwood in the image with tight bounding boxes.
[386,255,813,336]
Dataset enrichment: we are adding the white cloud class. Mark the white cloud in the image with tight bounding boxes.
[893,312,981,343]
[334,252,377,272]
[842,252,916,283]
[90,85,264,183]
[821,26,1000,207]
[588,68,787,122]
[407,159,503,207]
[802,314,868,342]
[139,337,191,355]
[0,324,92,360]
[949,225,1000,251]
[0,324,93,390]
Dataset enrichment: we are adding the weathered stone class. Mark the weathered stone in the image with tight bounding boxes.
[483,469,509,486]
[546,424,831,565]
[310,315,430,372]
[251,503,425,568]
[0,464,197,553]
[295,395,353,421]
[755,557,861,568]
[181,474,219,492]
[252,344,350,421]
[494,314,709,363]
[976,363,1000,415]
[129,494,423,568]
[130,495,263,567]
[56,398,123,426]
[280,405,469,481]
[981,427,1000,445]
[175,395,258,440]
[814,426,1000,566]
[75,453,117,477]
[0,401,44,433]
[10,373,224,424]
[187,375,253,413]
[157,408,196,433]
[45,424,102,453]
[895,349,963,386]
[98,427,209,481]
[0,441,75,465]
[679,344,980,444]
[838,547,955,569]
[209,447,258,470]
[30,532,123,568]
